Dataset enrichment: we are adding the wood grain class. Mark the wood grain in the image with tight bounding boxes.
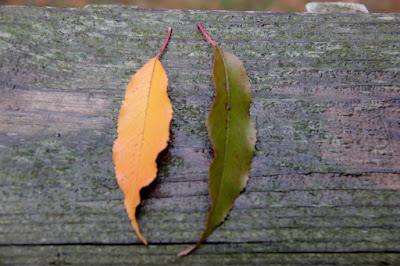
[0,6,399,264]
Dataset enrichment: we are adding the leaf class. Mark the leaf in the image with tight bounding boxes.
[178,24,256,256]
[112,28,172,246]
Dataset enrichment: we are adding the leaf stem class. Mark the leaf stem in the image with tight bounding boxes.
[157,27,172,58]
[197,23,216,47]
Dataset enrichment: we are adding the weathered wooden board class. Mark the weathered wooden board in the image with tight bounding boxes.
[0,5,399,264]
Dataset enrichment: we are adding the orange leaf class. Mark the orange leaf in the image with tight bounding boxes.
[112,29,172,245]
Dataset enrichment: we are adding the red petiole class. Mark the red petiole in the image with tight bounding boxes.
[157,27,172,58]
[197,23,216,47]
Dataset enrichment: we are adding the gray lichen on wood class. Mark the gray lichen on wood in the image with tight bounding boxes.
[0,6,399,265]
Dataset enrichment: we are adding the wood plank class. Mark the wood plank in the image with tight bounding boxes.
[0,5,399,264]
[2,245,399,265]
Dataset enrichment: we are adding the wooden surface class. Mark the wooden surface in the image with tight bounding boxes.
[0,5,400,265]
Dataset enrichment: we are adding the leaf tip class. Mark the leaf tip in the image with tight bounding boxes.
[131,219,149,246]
[126,202,149,246]
[177,245,197,257]
[140,233,149,246]
[142,240,149,247]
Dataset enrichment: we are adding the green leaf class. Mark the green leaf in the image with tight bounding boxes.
[178,42,256,256]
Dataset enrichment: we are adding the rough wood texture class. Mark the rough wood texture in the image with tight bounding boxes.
[1,6,400,264]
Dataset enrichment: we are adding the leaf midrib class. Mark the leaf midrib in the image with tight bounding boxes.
[136,58,157,183]
[208,48,232,228]
[220,48,231,199]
